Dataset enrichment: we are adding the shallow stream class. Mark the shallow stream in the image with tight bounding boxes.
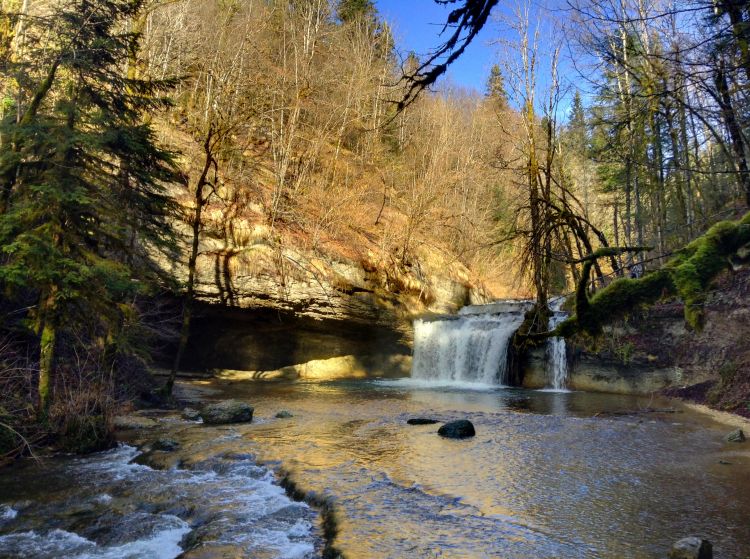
[1,379,749,558]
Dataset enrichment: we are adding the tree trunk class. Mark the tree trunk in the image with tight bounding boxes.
[37,289,57,416]
[715,58,750,207]
[164,130,215,396]
[717,0,750,83]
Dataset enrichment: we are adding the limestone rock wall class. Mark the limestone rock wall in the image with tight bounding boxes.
[522,347,684,395]
[158,215,492,375]
[522,269,750,398]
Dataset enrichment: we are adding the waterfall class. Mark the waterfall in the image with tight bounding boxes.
[411,302,530,386]
[546,298,568,391]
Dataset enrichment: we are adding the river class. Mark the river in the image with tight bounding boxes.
[1,378,749,558]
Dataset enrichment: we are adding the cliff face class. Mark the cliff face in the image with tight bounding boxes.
[523,268,750,416]
[185,241,486,327]
[160,222,490,321]
[160,217,492,375]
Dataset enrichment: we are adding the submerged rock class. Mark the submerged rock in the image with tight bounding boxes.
[275,410,293,419]
[407,418,439,425]
[181,408,201,421]
[669,537,712,559]
[131,450,182,470]
[725,428,745,443]
[113,415,158,430]
[201,400,254,425]
[438,420,476,439]
[152,438,180,452]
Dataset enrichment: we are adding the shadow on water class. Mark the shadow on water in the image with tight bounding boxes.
[221,378,750,559]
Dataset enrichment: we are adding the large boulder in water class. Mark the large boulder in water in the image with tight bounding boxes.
[201,400,254,425]
[669,537,712,559]
[438,420,475,439]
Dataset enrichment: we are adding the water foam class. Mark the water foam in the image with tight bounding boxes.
[0,443,318,559]
[0,505,17,521]
[546,298,569,391]
[74,517,190,559]
[0,529,95,558]
[411,304,527,386]
[377,378,504,391]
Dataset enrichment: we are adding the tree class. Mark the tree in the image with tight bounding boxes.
[337,0,376,23]
[568,91,586,148]
[486,64,509,110]
[0,0,177,413]
[152,0,263,395]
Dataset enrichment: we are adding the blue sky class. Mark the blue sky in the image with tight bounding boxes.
[375,0,498,94]
[374,0,584,116]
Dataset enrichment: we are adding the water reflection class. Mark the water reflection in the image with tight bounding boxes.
[1,378,749,559]
[225,379,750,559]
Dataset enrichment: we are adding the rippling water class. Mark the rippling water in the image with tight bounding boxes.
[1,379,749,558]
[0,423,320,558]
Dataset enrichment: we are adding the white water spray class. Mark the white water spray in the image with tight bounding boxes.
[411,302,530,385]
[546,298,568,391]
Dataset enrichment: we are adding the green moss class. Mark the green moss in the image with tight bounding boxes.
[615,341,635,365]
[550,211,750,338]
[718,361,738,384]
[38,321,56,413]
[664,217,750,328]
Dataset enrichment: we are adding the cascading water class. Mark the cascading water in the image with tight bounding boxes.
[546,298,569,391]
[411,302,531,386]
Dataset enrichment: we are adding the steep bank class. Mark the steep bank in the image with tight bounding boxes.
[525,268,750,417]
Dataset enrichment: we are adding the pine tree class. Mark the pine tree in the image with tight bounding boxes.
[568,90,587,153]
[485,64,508,110]
[0,0,177,413]
[336,0,376,23]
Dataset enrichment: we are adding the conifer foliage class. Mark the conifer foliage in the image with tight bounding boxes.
[0,0,177,415]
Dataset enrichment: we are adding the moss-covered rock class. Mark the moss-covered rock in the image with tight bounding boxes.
[113,415,158,430]
[552,212,750,339]
[669,536,713,559]
[181,408,201,421]
[725,429,745,443]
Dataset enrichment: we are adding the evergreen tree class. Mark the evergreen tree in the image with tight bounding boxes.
[0,0,177,413]
[485,64,508,110]
[568,90,587,153]
[336,0,376,23]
